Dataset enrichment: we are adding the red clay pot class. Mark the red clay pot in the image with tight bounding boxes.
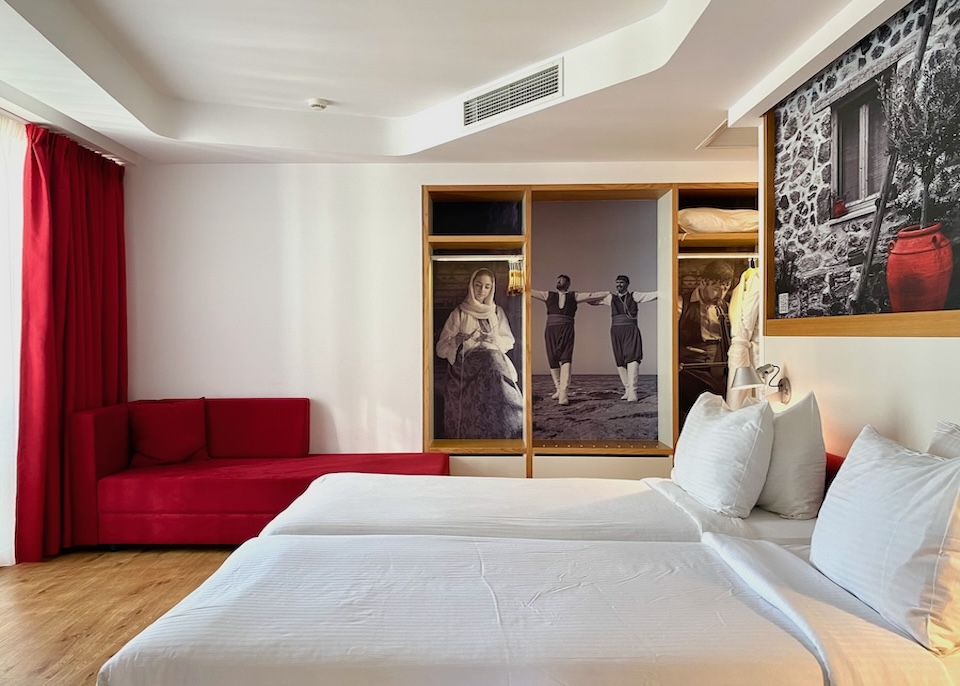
[886,223,953,312]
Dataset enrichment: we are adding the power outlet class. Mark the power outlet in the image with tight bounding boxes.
[777,292,789,314]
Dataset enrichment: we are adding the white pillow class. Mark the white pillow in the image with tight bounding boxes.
[677,207,759,233]
[756,392,826,519]
[928,420,960,458]
[672,393,774,517]
[810,425,960,655]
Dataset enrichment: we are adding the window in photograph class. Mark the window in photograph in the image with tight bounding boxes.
[834,77,890,208]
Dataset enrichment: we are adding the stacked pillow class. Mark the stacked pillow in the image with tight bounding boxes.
[928,420,960,458]
[675,402,960,655]
[810,425,960,656]
[677,207,760,233]
[757,392,825,519]
[672,391,826,519]
[672,393,774,517]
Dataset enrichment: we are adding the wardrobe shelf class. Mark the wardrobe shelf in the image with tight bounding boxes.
[676,231,758,249]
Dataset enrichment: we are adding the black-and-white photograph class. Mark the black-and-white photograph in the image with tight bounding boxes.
[677,256,753,427]
[530,201,659,442]
[432,259,524,440]
[772,0,960,319]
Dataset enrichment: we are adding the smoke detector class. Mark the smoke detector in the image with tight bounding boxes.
[307,98,330,111]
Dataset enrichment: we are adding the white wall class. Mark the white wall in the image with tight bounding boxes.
[763,336,960,456]
[125,161,753,457]
[126,157,959,466]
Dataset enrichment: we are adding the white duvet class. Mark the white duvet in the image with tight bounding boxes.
[259,473,817,545]
[98,534,953,686]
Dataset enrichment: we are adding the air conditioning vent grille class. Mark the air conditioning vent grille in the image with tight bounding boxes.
[463,64,560,126]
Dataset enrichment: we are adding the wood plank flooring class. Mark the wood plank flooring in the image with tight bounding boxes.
[0,546,233,685]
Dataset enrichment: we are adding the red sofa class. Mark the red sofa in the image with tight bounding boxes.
[69,397,449,546]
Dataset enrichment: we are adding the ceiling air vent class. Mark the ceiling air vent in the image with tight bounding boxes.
[463,62,561,127]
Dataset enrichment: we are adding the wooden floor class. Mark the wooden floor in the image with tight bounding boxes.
[0,546,233,685]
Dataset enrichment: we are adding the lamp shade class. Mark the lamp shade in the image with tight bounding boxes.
[731,366,764,389]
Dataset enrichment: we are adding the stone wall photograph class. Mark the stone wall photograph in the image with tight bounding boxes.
[772,0,960,318]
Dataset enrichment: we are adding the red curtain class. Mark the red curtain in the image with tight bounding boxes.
[16,125,127,562]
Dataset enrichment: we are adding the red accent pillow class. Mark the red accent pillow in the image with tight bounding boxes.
[825,451,845,491]
[129,399,209,467]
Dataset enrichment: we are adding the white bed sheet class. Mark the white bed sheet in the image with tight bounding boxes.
[260,473,817,545]
[98,534,953,686]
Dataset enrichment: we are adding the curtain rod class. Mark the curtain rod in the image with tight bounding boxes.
[0,106,28,125]
[0,107,128,165]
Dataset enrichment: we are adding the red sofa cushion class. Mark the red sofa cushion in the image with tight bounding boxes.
[205,398,309,458]
[129,398,209,467]
[101,458,325,516]
[98,452,450,516]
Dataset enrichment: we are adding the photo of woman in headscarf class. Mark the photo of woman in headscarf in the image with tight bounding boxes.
[435,267,523,439]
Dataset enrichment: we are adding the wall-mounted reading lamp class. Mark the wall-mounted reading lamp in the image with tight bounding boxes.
[730,364,792,403]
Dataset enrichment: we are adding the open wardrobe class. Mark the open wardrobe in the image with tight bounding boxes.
[674,190,759,431]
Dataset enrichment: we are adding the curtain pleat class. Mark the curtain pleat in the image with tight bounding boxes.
[15,125,127,562]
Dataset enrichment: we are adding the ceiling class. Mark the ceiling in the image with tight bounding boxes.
[0,0,909,165]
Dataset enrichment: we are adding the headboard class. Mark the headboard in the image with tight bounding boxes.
[825,452,845,490]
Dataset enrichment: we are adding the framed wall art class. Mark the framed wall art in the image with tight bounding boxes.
[766,0,960,336]
[530,200,659,443]
[431,258,525,442]
[422,184,676,472]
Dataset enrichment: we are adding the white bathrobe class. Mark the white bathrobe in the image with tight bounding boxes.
[726,267,760,409]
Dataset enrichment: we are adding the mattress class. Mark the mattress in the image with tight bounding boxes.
[97,534,954,686]
[259,473,818,545]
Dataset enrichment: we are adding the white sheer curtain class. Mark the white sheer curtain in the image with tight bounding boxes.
[0,114,25,566]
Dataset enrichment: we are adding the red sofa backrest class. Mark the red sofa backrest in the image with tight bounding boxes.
[205,398,310,458]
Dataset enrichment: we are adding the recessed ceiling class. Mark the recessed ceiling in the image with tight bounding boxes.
[0,0,911,164]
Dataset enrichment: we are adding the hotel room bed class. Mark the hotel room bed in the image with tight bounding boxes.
[99,423,960,686]
[260,393,831,546]
[258,472,819,545]
[97,533,957,686]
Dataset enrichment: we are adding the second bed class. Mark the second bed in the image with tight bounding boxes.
[260,473,818,545]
